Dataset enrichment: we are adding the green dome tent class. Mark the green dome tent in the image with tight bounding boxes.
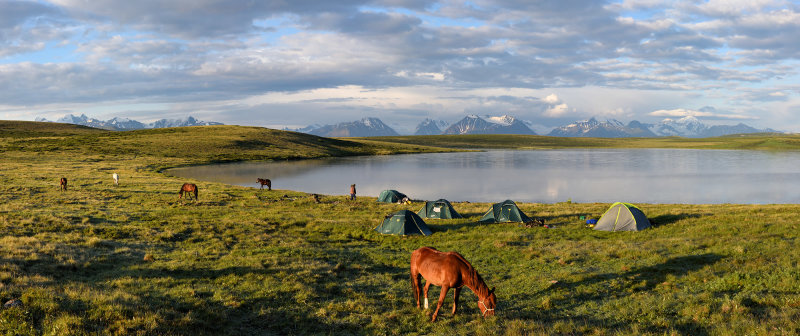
[417,199,463,219]
[594,202,651,232]
[374,210,432,236]
[479,200,532,223]
[377,189,407,203]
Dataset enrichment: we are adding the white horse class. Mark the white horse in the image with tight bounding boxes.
[112,173,119,186]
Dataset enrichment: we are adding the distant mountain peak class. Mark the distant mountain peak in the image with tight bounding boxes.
[442,115,535,135]
[37,114,222,130]
[308,117,399,137]
[414,118,449,135]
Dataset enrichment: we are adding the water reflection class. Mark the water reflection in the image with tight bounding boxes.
[167,149,800,204]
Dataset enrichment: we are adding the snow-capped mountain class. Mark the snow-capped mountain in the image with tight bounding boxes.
[547,118,654,137]
[283,124,323,133]
[442,115,536,135]
[549,116,775,138]
[106,117,146,130]
[414,118,449,135]
[649,116,707,137]
[308,117,400,137]
[37,114,223,130]
[148,116,222,128]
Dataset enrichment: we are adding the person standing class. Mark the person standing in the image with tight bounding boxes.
[350,184,356,200]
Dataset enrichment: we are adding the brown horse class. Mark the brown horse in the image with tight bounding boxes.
[410,246,497,321]
[178,183,198,200]
[257,178,271,190]
[60,177,67,191]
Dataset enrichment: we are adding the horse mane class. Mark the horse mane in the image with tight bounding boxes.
[448,252,490,299]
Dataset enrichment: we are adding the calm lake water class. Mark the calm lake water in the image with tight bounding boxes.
[167,149,800,204]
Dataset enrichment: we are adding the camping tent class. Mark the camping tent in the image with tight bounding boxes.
[377,189,407,203]
[594,202,651,231]
[417,199,463,219]
[479,200,532,223]
[374,210,432,236]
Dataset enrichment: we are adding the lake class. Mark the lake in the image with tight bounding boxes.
[166,149,800,204]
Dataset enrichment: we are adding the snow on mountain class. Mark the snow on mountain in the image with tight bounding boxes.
[38,114,222,130]
[486,115,516,126]
[442,115,536,135]
[283,124,323,133]
[548,118,655,137]
[308,117,400,137]
[649,116,707,137]
[148,116,222,128]
[414,118,449,135]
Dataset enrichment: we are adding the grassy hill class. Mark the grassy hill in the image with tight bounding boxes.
[2,121,800,334]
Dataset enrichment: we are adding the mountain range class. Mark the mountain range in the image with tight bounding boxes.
[548,116,776,138]
[290,115,777,138]
[36,114,223,130]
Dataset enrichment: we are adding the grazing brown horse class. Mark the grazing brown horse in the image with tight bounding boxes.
[410,246,497,321]
[60,177,67,191]
[257,178,271,190]
[178,183,198,200]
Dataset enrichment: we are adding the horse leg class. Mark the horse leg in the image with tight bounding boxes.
[431,286,449,322]
[452,287,461,315]
[411,269,421,308]
[423,282,432,309]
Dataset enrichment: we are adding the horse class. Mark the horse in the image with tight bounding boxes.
[112,173,119,186]
[257,178,271,190]
[410,246,497,321]
[178,183,198,200]
[60,177,67,191]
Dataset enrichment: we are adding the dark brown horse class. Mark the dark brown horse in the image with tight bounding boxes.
[257,178,271,190]
[178,183,198,200]
[410,246,497,321]
[60,177,67,191]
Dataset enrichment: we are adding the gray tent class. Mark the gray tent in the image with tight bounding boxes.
[374,210,432,236]
[594,202,651,231]
[479,200,532,223]
[377,190,407,203]
[417,199,463,219]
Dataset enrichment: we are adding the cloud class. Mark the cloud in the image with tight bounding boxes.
[648,108,757,120]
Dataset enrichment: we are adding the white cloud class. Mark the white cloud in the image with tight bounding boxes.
[648,108,757,120]
[543,93,560,104]
[544,103,569,117]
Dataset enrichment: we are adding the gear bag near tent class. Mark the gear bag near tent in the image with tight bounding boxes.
[594,202,651,232]
[479,200,533,223]
[374,210,432,236]
[417,199,463,219]
[377,189,407,203]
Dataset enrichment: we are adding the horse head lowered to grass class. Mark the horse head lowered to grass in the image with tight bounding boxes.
[410,246,496,321]
[178,183,198,200]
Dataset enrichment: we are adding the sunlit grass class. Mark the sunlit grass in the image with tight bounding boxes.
[2,121,800,334]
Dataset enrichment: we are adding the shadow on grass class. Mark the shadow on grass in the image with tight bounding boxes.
[649,213,709,226]
[506,253,724,335]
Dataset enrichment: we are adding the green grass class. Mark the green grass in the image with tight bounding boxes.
[2,121,800,335]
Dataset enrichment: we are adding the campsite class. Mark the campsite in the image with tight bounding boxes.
[3,121,800,335]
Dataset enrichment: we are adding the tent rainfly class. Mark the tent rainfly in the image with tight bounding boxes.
[594,202,651,232]
[479,200,533,223]
[417,199,463,219]
[377,189,408,203]
[374,210,432,236]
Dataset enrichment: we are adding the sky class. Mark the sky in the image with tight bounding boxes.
[1,0,799,134]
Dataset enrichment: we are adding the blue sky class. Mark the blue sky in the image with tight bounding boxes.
[1,0,799,133]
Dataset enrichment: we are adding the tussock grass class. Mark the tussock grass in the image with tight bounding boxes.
[2,121,800,334]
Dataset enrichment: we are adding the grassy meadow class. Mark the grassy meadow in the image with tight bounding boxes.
[2,121,800,335]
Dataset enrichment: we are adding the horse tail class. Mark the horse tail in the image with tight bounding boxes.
[194,187,198,200]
